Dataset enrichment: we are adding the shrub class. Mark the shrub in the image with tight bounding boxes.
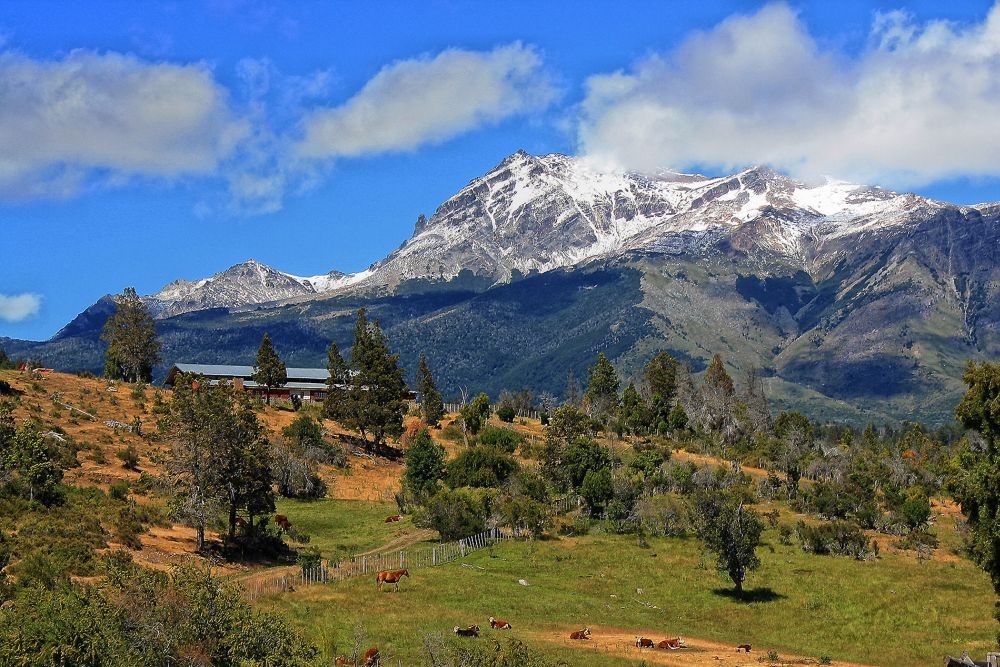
[477,425,523,453]
[116,444,140,471]
[636,493,692,537]
[796,520,877,559]
[446,446,518,489]
[109,480,130,501]
[496,404,516,423]
[416,487,489,540]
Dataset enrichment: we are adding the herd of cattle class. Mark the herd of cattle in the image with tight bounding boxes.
[326,543,752,664]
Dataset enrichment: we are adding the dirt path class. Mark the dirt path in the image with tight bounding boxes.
[524,626,876,667]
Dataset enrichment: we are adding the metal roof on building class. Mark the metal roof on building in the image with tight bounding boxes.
[165,363,330,386]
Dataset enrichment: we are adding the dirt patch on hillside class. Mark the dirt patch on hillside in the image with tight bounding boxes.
[525,626,876,666]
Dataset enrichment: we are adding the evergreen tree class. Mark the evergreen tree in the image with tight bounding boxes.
[323,341,350,422]
[101,287,161,383]
[585,352,620,424]
[645,351,679,428]
[417,353,445,427]
[251,333,286,405]
[704,353,735,396]
[404,428,446,497]
[619,381,649,436]
[325,309,408,454]
[951,360,1000,640]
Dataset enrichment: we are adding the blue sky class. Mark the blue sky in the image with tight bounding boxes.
[3,1,1000,341]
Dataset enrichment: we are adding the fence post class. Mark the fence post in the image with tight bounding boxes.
[460,539,466,557]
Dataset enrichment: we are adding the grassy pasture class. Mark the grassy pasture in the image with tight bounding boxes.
[257,500,996,666]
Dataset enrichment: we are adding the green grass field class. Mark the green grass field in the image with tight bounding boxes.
[255,499,997,666]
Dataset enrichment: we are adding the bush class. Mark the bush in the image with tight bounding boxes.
[109,480,130,501]
[496,404,516,423]
[417,487,489,540]
[477,425,524,453]
[446,446,518,489]
[116,444,140,471]
[636,493,692,537]
[796,520,877,559]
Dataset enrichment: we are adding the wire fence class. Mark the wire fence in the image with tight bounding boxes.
[240,527,513,600]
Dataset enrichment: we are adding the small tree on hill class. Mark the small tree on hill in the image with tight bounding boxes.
[461,393,491,439]
[323,309,408,454]
[404,428,446,498]
[585,352,620,425]
[693,491,764,597]
[102,287,161,383]
[251,333,286,405]
[417,353,445,427]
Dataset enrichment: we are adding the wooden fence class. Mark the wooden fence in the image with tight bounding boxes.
[241,527,511,600]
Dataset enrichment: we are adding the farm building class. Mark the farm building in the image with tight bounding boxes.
[164,363,331,403]
[164,363,418,403]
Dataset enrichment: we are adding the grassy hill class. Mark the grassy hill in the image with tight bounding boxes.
[0,369,996,665]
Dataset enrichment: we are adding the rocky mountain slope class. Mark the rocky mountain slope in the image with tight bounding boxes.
[4,152,999,425]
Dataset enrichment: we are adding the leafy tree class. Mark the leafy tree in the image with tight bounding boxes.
[541,404,593,490]
[324,309,408,454]
[447,445,518,489]
[694,491,764,596]
[774,411,814,499]
[0,412,64,505]
[580,467,614,515]
[404,428,446,497]
[418,487,488,540]
[273,415,330,500]
[563,437,611,491]
[951,360,1000,637]
[461,392,491,437]
[585,352,620,424]
[251,332,286,405]
[164,375,274,550]
[101,287,161,383]
[417,353,445,426]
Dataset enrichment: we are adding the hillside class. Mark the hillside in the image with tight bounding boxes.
[4,153,999,426]
[0,368,996,666]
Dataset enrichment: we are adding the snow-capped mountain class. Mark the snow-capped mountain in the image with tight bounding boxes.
[346,151,950,292]
[143,259,358,319]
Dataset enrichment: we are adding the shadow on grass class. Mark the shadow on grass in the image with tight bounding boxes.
[712,586,785,603]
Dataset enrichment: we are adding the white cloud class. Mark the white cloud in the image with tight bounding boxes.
[0,50,248,199]
[296,42,556,158]
[578,2,1000,188]
[0,293,41,322]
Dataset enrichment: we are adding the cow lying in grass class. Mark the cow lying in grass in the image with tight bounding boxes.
[454,625,480,637]
[489,616,512,629]
[635,636,654,648]
[658,637,686,649]
[569,628,591,640]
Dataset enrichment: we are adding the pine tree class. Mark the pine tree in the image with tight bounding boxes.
[951,360,1000,642]
[323,341,350,422]
[645,351,679,428]
[585,352,620,424]
[325,309,408,454]
[101,287,161,383]
[251,333,286,405]
[417,353,445,427]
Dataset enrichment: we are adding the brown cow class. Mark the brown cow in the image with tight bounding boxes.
[736,644,752,653]
[454,625,480,637]
[334,656,354,666]
[376,568,409,592]
[384,514,401,523]
[635,636,654,648]
[569,628,591,640]
[658,637,686,650]
[489,616,512,630]
[363,646,381,667]
[274,514,291,531]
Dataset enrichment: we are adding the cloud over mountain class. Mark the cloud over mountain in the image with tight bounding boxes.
[295,42,557,158]
[0,293,41,322]
[578,2,1000,189]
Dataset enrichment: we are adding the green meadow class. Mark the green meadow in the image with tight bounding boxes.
[258,499,996,666]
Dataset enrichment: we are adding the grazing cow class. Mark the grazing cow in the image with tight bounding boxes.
[384,514,401,523]
[736,644,752,653]
[658,637,686,650]
[363,646,381,667]
[569,628,591,640]
[376,568,409,592]
[274,514,291,531]
[635,636,654,648]
[454,625,480,637]
[489,616,512,630]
